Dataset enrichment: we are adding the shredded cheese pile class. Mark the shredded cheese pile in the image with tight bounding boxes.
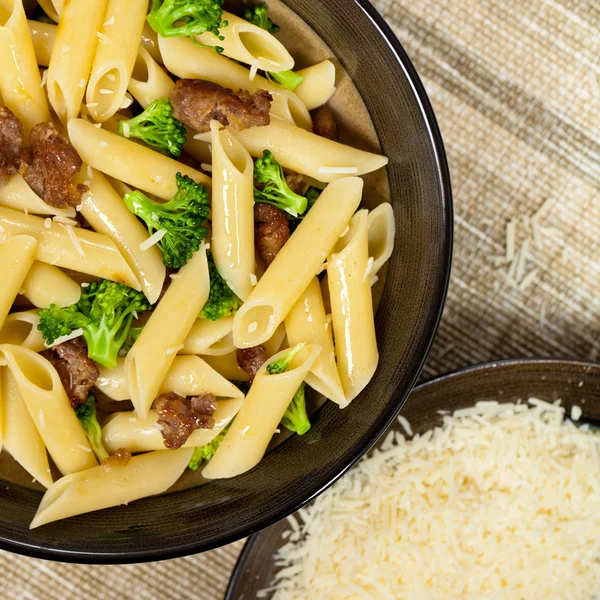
[261,399,600,600]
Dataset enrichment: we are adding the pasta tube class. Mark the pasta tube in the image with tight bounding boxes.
[21,261,81,308]
[295,60,336,110]
[2,345,97,475]
[232,177,363,348]
[0,174,76,218]
[96,355,244,402]
[128,47,175,110]
[37,0,61,21]
[0,235,37,329]
[0,310,45,351]
[284,277,345,406]
[102,398,243,454]
[125,245,210,419]
[210,121,255,301]
[367,203,396,278]
[0,206,140,288]
[77,169,166,305]
[182,316,235,356]
[140,22,162,65]
[195,12,293,73]
[45,0,107,122]
[158,35,312,131]
[235,117,389,183]
[86,0,149,122]
[202,344,321,479]
[328,210,378,403]
[30,448,193,528]
[26,19,55,67]
[1,367,53,488]
[0,0,50,135]
[67,119,211,200]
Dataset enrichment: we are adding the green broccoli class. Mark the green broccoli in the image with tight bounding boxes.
[265,70,305,92]
[266,343,305,375]
[280,382,310,435]
[147,0,228,52]
[119,326,144,356]
[75,394,109,462]
[38,281,151,370]
[124,173,210,269]
[119,98,187,157]
[200,252,243,321]
[254,150,308,217]
[305,186,322,210]
[188,424,230,470]
[242,3,279,33]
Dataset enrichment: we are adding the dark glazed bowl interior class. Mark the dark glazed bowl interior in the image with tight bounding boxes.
[226,359,600,599]
[0,0,452,562]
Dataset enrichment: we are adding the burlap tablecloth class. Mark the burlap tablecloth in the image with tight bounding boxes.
[4,0,599,597]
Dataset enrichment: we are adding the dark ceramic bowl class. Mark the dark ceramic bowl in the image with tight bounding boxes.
[226,358,600,599]
[0,0,451,563]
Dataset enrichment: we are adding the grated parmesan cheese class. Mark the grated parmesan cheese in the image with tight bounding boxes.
[120,94,134,109]
[44,218,52,229]
[263,399,600,600]
[250,273,258,286]
[39,410,45,429]
[40,70,48,88]
[99,89,114,95]
[362,256,374,282]
[96,31,109,43]
[140,229,167,251]
[200,163,213,172]
[53,216,79,227]
[103,15,115,26]
[65,225,85,257]
[121,122,131,138]
[249,60,260,81]
[317,166,359,175]
[247,321,258,333]
[76,444,92,453]
[87,103,99,108]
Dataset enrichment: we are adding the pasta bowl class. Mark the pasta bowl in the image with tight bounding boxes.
[0,0,451,562]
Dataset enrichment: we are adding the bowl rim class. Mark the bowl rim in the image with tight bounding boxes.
[225,356,600,599]
[0,0,453,564]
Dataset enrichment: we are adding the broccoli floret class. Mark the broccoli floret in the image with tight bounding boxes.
[200,252,243,321]
[188,424,230,470]
[147,0,228,52]
[305,186,322,210]
[280,382,310,435]
[265,70,305,92]
[119,326,144,356]
[38,281,151,370]
[266,343,305,375]
[254,150,308,217]
[119,98,187,158]
[243,3,279,33]
[75,394,109,462]
[124,173,210,269]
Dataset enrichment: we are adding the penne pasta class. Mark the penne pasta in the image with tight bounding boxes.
[45,0,107,122]
[21,261,81,308]
[158,35,312,131]
[102,397,243,454]
[295,60,336,110]
[367,202,396,278]
[210,121,255,301]
[1,367,53,488]
[125,245,210,419]
[328,210,378,403]
[284,277,345,406]
[140,22,162,65]
[0,174,76,218]
[0,310,45,351]
[27,19,55,67]
[30,448,193,528]
[182,316,236,356]
[36,0,60,21]
[0,0,50,135]
[0,235,37,329]
[202,344,321,479]
[128,47,174,110]
[195,12,293,73]
[96,355,244,402]
[77,168,166,305]
[86,0,149,122]
[232,177,364,348]
[234,117,388,183]
[67,119,211,200]
[0,206,140,289]
[2,345,97,475]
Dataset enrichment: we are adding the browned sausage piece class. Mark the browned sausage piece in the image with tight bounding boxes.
[170,79,272,134]
[153,392,217,449]
[102,448,132,467]
[44,338,99,408]
[312,105,338,141]
[254,203,289,267]
[0,107,25,183]
[236,345,267,384]
[285,172,308,196]
[21,122,88,208]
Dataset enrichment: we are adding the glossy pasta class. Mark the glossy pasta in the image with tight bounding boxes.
[295,60,337,110]
[182,316,236,356]
[21,261,81,309]
[367,202,396,278]
[0,310,45,351]
[128,47,175,109]
[27,19,54,66]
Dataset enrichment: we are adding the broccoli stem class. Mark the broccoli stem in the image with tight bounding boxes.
[266,70,305,92]
[281,383,311,435]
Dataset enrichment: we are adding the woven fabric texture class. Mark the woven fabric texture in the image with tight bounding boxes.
[3,0,599,598]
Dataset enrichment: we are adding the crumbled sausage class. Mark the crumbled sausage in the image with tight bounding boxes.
[285,172,308,196]
[153,392,217,449]
[312,105,338,141]
[21,122,88,207]
[254,203,289,267]
[236,345,267,384]
[44,338,99,408]
[102,448,132,467]
[170,79,272,134]
[0,107,25,183]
